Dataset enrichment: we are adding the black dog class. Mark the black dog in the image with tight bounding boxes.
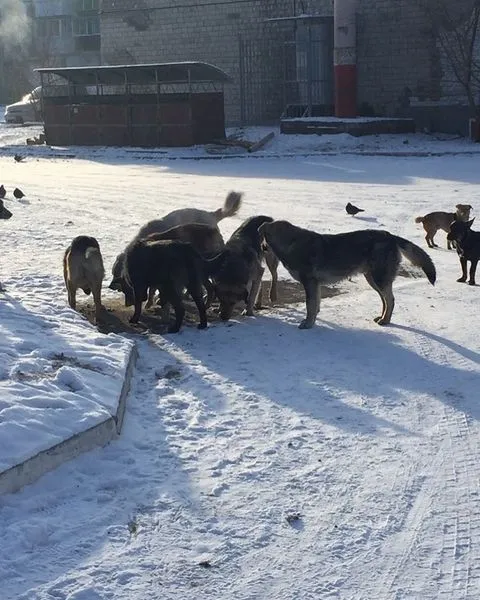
[121,238,210,333]
[447,218,480,285]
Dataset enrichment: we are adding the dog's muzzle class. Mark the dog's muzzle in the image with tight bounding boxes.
[109,277,123,291]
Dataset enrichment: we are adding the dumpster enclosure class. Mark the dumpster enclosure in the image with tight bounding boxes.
[36,62,231,147]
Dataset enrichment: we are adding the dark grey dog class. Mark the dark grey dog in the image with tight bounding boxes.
[259,220,436,329]
[211,215,279,321]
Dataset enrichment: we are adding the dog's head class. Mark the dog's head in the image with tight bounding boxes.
[0,199,12,220]
[455,204,473,221]
[215,282,249,321]
[447,217,475,242]
[210,249,252,321]
[108,252,125,291]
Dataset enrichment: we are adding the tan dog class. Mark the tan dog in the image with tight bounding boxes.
[63,236,105,322]
[415,204,472,249]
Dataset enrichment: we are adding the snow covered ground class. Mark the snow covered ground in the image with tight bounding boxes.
[0,287,133,473]
[0,120,480,599]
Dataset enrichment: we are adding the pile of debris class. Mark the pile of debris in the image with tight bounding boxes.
[26,133,46,146]
[207,131,274,155]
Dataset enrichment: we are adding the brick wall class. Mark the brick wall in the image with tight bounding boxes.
[101,0,297,124]
[100,0,476,127]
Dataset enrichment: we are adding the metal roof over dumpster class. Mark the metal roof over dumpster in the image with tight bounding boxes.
[36,62,231,147]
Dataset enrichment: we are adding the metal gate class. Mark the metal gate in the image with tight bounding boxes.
[239,19,334,125]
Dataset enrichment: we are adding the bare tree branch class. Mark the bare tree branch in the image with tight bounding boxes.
[420,0,480,116]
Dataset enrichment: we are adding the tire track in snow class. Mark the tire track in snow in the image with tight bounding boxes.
[364,308,480,599]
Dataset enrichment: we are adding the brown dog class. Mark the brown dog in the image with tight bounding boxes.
[63,236,105,322]
[415,204,472,249]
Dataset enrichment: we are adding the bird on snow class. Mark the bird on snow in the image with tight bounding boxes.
[345,202,365,216]
[14,154,25,163]
[13,187,25,199]
[0,184,5,199]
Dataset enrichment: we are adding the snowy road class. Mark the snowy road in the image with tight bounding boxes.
[0,145,479,599]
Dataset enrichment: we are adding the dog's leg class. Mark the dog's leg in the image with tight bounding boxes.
[92,283,103,323]
[299,278,320,329]
[145,286,156,309]
[129,284,146,323]
[204,278,216,309]
[468,259,478,285]
[377,283,395,325]
[188,282,208,329]
[168,288,186,333]
[246,265,264,315]
[265,249,279,304]
[457,257,468,283]
[365,272,395,325]
[67,282,77,310]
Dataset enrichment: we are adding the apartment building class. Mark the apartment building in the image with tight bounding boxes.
[30,0,101,68]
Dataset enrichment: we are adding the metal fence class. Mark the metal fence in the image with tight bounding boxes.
[238,22,334,125]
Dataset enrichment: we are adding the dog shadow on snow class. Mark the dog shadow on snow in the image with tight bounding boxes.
[171,310,480,434]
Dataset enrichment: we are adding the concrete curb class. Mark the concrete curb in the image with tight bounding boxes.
[0,343,138,497]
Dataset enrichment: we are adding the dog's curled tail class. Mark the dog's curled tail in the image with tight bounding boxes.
[394,236,436,285]
[414,216,424,224]
[214,191,243,222]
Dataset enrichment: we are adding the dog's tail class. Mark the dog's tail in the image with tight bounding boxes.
[394,235,436,285]
[414,216,424,224]
[213,191,243,223]
[85,246,105,279]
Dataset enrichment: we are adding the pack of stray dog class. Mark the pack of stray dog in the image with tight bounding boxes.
[61,192,476,333]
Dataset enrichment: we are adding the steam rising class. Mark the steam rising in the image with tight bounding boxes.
[0,0,30,51]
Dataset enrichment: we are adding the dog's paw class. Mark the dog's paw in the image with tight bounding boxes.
[374,316,390,326]
[298,319,314,329]
[468,280,476,286]
[129,316,139,324]
[457,277,467,283]
[242,309,255,317]
[167,325,181,334]
[197,322,208,330]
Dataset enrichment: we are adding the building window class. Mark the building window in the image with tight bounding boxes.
[76,0,99,12]
[73,16,100,36]
[37,17,71,38]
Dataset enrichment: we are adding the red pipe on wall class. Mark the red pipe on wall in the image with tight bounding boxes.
[334,0,357,118]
